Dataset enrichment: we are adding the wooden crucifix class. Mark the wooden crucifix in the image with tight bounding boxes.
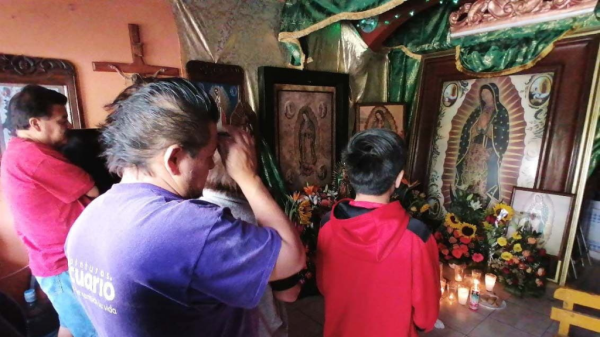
[93,24,180,77]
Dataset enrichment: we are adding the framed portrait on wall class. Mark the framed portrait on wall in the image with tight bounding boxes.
[428,73,553,209]
[408,35,599,215]
[408,35,599,282]
[510,187,575,258]
[355,103,405,138]
[186,61,255,133]
[0,54,84,155]
[259,67,349,192]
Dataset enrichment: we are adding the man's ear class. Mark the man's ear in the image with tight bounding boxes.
[164,144,184,176]
[395,170,405,189]
[28,117,42,132]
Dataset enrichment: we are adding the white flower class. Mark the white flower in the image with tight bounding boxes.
[470,200,482,210]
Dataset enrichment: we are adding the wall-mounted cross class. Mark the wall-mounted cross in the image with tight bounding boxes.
[92,24,180,77]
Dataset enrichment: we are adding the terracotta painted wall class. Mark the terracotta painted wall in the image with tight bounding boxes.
[0,0,181,303]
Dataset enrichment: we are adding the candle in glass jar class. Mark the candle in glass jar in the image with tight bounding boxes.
[485,273,497,292]
[455,266,464,282]
[472,269,482,282]
[458,287,469,305]
[440,278,447,296]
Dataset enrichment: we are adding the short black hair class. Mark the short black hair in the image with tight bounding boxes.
[342,129,406,195]
[100,78,219,176]
[4,84,68,133]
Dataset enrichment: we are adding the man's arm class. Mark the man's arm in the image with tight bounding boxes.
[219,126,305,281]
[85,186,100,198]
[273,285,301,303]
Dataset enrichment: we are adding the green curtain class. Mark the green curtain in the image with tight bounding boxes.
[386,2,455,130]
[280,0,402,35]
[454,15,600,76]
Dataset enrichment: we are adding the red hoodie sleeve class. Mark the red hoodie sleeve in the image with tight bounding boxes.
[411,233,441,332]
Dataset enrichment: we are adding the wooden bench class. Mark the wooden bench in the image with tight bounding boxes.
[551,288,600,336]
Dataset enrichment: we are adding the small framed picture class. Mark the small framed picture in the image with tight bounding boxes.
[510,187,575,258]
[355,103,405,138]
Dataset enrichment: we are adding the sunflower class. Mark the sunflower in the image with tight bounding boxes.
[493,203,514,221]
[298,199,312,225]
[445,213,461,229]
[459,222,477,238]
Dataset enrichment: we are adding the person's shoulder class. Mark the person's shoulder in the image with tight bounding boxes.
[407,217,431,243]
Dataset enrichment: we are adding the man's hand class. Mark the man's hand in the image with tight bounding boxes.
[217,125,258,185]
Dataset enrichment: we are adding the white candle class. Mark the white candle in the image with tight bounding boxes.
[485,273,497,292]
[473,279,480,292]
[458,287,469,305]
[455,266,464,282]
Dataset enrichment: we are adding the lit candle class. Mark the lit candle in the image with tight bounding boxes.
[458,287,469,305]
[448,292,455,304]
[469,287,480,311]
[440,278,447,297]
[473,279,480,292]
[472,269,482,282]
[485,273,497,292]
[455,265,464,282]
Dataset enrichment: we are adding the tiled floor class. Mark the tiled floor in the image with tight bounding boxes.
[286,264,600,337]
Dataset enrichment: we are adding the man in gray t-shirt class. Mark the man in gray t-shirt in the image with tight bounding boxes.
[201,153,301,337]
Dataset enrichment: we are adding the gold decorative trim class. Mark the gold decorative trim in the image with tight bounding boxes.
[449,0,597,37]
[391,45,424,61]
[454,29,570,78]
[278,0,408,41]
[559,33,600,285]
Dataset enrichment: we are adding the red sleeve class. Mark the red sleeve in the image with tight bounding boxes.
[32,154,95,203]
[411,234,441,332]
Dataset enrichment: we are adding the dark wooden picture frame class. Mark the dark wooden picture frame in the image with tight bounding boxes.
[0,53,84,154]
[510,187,576,260]
[259,67,350,192]
[355,102,406,138]
[408,35,599,200]
[186,60,252,129]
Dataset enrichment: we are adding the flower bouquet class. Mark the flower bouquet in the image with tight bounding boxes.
[435,187,488,267]
[487,218,549,298]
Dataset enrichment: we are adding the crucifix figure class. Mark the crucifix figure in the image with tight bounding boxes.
[92,24,180,77]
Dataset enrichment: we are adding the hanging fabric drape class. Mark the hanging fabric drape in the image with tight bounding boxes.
[386,2,600,133]
[278,0,406,68]
[385,2,455,130]
[302,22,389,134]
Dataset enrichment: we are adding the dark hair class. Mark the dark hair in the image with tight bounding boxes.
[3,84,67,133]
[100,78,219,176]
[342,129,406,195]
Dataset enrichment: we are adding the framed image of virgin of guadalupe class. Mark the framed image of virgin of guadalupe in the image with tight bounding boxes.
[186,61,255,133]
[408,35,599,278]
[259,67,349,192]
[409,35,599,216]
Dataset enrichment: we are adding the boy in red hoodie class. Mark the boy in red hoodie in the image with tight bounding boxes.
[317,129,440,337]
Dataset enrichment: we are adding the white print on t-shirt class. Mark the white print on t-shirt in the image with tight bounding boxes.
[69,258,117,315]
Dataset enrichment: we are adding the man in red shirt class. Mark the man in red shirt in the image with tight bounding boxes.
[317,129,440,337]
[1,85,99,337]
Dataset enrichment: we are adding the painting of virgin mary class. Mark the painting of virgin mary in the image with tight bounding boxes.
[455,83,509,200]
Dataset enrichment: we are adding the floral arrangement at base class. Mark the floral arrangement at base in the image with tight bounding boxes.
[487,221,549,298]
[435,187,488,267]
[284,184,338,294]
[391,178,442,230]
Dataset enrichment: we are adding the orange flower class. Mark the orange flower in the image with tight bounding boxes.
[292,192,302,202]
[303,185,319,195]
